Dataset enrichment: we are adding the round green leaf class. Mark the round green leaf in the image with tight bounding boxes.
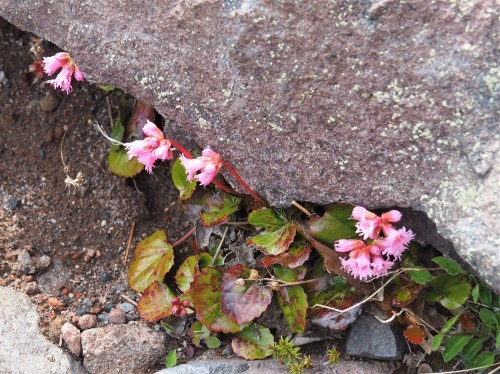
[171,158,197,201]
[108,148,144,177]
[247,224,296,256]
[137,282,175,322]
[231,323,274,360]
[164,349,177,368]
[407,267,433,285]
[307,203,357,244]
[421,274,471,310]
[479,308,497,326]
[128,230,174,292]
[205,336,222,349]
[190,268,242,333]
[432,256,466,275]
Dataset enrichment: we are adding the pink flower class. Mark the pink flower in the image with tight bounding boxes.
[42,52,85,94]
[351,207,402,240]
[180,148,222,186]
[125,120,173,173]
[380,227,415,260]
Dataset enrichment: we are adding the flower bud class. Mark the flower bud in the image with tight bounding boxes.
[181,299,190,307]
[171,305,180,315]
[269,281,280,291]
[178,308,187,317]
[249,269,259,280]
[171,297,180,306]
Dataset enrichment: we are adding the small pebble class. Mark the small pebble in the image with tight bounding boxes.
[39,94,59,112]
[6,198,19,211]
[99,271,111,283]
[109,308,126,324]
[78,314,97,330]
[117,303,135,313]
[37,149,46,159]
[97,313,109,323]
[25,282,40,295]
[75,306,89,316]
[61,322,81,356]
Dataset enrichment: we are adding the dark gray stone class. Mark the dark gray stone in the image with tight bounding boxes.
[6,197,19,210]
[345,313,405,361]
[0,0,498,290]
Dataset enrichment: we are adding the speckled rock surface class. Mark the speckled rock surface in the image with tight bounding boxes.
[0,287,85,374]
[81,322,167,374]
[0,1,498,290]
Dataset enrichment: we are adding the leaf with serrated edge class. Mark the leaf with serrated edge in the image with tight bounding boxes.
[108,148,144,177]
[137,282,175,322]
[190,268,242,333]
[404,325,426,345]
[200,193,241,228]
[276,285,308,333]
[128,230,174,292]
[221,264,272,325]
[247,224,296,255]
[257,242,311,269]
[231,323,274,360]
[172,159,197,201]
[308,203,357,244]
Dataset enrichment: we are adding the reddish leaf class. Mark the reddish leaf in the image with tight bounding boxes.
[310,297,360,331]
[276,285,308,333]
[128,230,174,292]
[391,283,423,308]
[404,324,426,345]
[190,268,242,333]
[231,323,274,360]
[247,224,296,256]
[257,242,311,269]
[459,311,476,331]
[200,193,241,228]
[248,208,288,230]
[221,264,272,324]
[137,282,175,322]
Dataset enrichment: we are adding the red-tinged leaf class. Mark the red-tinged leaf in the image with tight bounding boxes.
[248,208,288,230]
[391,283,423,308]
[137,282,175,322]
[190,268,242,333]
[200,193,241,228]
[459,311,476,331]
[404,324,426,345]
[308,203,357,244]
[128,230,174,292]
[247,224,296,256]
[276,285,308,333]
[188,321,211,347]
[309,297,360,331]
[175,254,213,293]
[273,265,307,282]
[257,242,311,269]
[221,264,272,325]
[231,323,274,360]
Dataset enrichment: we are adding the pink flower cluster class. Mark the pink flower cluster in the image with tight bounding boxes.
[180,149,222,186]
[125,120,173,173]
[334,207,415,280]
[42,52,84,94]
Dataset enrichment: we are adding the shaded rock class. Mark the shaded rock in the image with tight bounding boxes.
[6,197,19,210]
[117,302,135,313]
[39,94,59,112]
[345,313,405,361]
[37,257,71,293]
[17,249,35,275]
[78,314,97,330]
[156,357,399,374]
[1,0,498,290]
[61,322,81,356]
[25,281,41,295]
[109,307,126,324]
[81,322,167,374]
[0,286,84,373]
[34,255,51,272]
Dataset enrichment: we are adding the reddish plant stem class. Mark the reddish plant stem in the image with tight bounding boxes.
[172,226,196,248]
[168,139,194,159]
[220,159,267,205]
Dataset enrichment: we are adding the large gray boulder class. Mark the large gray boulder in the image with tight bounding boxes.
[0,1,498,290]
[0,287,85,374]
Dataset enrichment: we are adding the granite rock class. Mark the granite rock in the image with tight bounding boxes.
[0,0,498,290]
[61,322,82,356]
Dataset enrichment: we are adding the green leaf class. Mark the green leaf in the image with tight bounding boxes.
[190,268,242,333]
[98,84,115,92]
[471,284,480,303]
[205,336,222,349]
[164,349,177,368]
[221,264,272,324]
[175,255,203,293]
[137,282,175,322]
[276,285,308,333]
[188,321,210,347]
[247,224,296,256]
[273,265,307,283]
[407,266,433,285]
[248,208,288,230]
[307,203,357,244]
[200,193,241,228]
[479,308,497,326]
[432,256,466,276]
[496,330,500,348]
[462,337,488,361]
[420,274,471,310]
[171,159,197,201]
[478,283,493,307]
[108,148,144,177]
[471,351,497,369]
[440,311,463,334]
[442,335,470,362]
[231,323,274,360]
[128,230,174,292]
[109,120,125,151]
[432,334,444,351]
